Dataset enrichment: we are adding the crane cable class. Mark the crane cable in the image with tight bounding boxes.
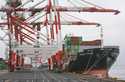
[60,13,95,26]
[68,0,88,7]
[22,0,47,23]
[60,14,68,23]
[30,0,46,8]
[67,0,79,7]
[26,0,47,22]
[63,12,91,23]
[75,0,88,7]
[63,12,100,27]
[68,0,105,9]
[25,7,47,22]
[80,0,104,9]
[16,0,32,8]
[31,12,47,23]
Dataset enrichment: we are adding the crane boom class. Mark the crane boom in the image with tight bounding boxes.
[54,6,120,15]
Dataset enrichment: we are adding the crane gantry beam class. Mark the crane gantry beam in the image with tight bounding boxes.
[0,6,120,15]
[0,21,100,26]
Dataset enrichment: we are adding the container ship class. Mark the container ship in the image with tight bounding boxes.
[48,36,119,78]
[64,36,119,77]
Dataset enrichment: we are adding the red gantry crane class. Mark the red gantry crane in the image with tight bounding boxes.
[0,0,119,72]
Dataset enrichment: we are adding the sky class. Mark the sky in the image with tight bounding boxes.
[0,0,125,79]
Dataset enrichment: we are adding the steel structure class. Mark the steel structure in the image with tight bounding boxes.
[0,0,119,72]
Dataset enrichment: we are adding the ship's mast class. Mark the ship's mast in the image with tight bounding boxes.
[100,26,104,48]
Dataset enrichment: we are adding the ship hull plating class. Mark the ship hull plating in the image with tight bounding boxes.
[67,47,119,72]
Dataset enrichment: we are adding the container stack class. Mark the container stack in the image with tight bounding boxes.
[64,36,82,56]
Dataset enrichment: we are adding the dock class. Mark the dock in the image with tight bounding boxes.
[0,68,124,82]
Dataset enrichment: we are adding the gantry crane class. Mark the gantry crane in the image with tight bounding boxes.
[0,0,119,72]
